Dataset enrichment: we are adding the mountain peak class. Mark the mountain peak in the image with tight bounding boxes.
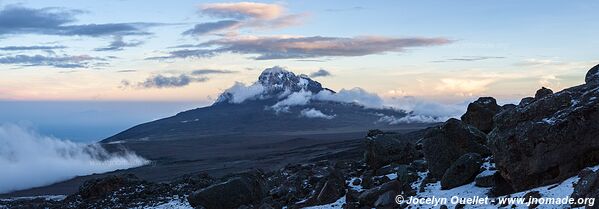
[216,66,330,104]
[258,66,324,94]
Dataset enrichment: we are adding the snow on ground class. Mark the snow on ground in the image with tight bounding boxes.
[132,197,193,209]
[0,195,66,202]
[407,165,599,209]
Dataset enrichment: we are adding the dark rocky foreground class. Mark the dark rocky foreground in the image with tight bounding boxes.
[4,64,599,209]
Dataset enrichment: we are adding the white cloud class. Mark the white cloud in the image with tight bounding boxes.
[218,82,265,103]
[386,96,466,118]
[271,90,312,112]
[313,87,384,108]
[0,124,148,193]
[300,108,335,119]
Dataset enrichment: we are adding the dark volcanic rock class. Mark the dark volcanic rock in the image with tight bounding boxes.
[461,97,500,133]
[79,174,143,200]
[441,153,483,189]
[534,87,553,100]
[475,170,498,188]
[374,190,398,208]
[585,64,599,86]
[188,170,268,209]
[364,131,419,169]
[518,97,535,107]
[489,64,599,191]
[570,168,599,208]
[423,119,491,178]
[358,180,401,206]
[315,170,346,205]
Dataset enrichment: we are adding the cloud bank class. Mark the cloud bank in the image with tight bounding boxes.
[0,124,148,193]
[183,2,303,36]
[154,35,452,60]
[216,77,464,124]
[129,74,209,88]
[0,54,104,68]
[0,5,154,37]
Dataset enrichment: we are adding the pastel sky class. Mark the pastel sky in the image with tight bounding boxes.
[0,0,596,104]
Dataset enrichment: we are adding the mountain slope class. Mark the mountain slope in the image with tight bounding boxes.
[102,67,418,143]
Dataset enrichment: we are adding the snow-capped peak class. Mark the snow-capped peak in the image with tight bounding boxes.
[215,66,330,104]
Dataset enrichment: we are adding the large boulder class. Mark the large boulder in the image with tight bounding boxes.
[570,168,599,202]
[422,119,491,178]
[188,170,268,209]
[585,64,599,86]
[315,169,346,205]
[489,64,599,191]
[534,87,553,100]
[364,130,419,169]
[358,180,401,206]
[461,97,500,133]
[441,153,483,189]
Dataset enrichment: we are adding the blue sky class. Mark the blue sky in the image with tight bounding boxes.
[0,0,597,141]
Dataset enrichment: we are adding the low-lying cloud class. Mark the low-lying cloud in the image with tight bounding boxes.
[0,124,148,193]
[154,35,452,60]
[300,108,335,119]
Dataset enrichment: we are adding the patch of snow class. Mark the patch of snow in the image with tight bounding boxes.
[347,177,363,192]
[385,173,398,180]
[133,197,193,209]
[0,195,66,202]
[542,118,557,125]
[407,165,599,208]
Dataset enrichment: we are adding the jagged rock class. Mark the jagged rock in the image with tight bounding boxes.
[315,172,346,204]
[570,168,599,208]
[441,153,483,189]
[188,170,268,209]
[364,132,419,169]
[535,87,553,100]
[461,97,500,133]
[411,159,428,172]
[79,174,143,200]
[423,119,491,178]
[474,170,498,188]
[518,97,535,106]
[489,65,599,191]
[346,189,360,203]
[374,190,398,208]
[585,64,599,86]
[375,165,396,176]
[358,180,401,206]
